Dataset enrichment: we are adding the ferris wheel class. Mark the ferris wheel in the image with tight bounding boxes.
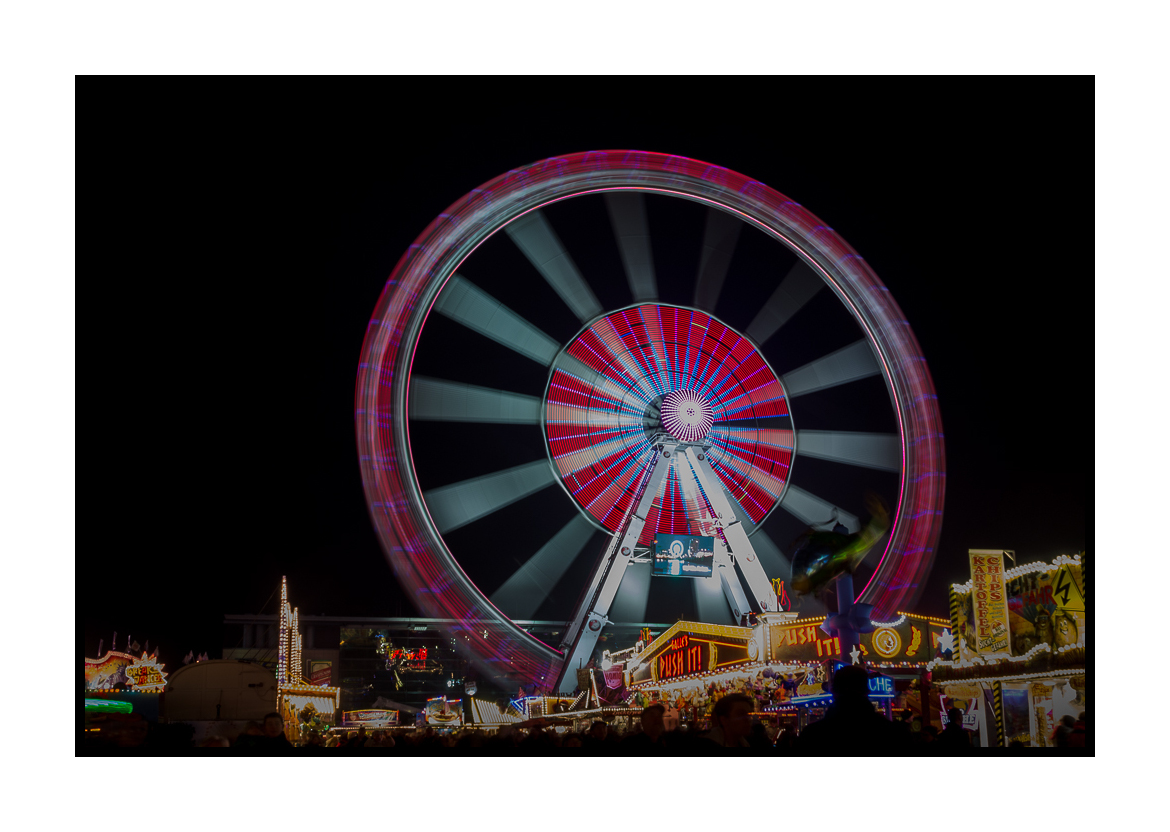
[355,151,945,692]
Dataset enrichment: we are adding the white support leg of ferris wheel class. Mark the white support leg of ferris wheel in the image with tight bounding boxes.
[680,446,779,614]
[712,542,753,621]
[555,445,673,692]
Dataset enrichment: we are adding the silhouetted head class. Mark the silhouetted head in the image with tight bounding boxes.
[831,665,870,703]
[946,708,963,727]
[262,712,284,738]
[641,703,666,740]
[711,693,755,744]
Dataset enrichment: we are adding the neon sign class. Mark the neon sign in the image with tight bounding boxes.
[772,623,842,658]
[658,634,705,681]
[867,674,895,698]
[771,578,791,611]
[124,653,168,690]
[388,646,428,666]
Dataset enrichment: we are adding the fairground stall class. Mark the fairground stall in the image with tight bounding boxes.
[324,708,401,743]
[510,687,642,733]
[622,610,953,735]
[423,695,465,728]
[929,551,1087,747]
[468,698,523,730]
[275,577,341,742]
[340,708,399,729]
[83,646,169,740]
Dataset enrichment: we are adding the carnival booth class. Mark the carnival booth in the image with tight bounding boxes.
[423,696,465,727]
[84,647,169,727]
[468,698,523,730]
[620,611,953,735]
[275,577,341,742]
[930,551,1087,747]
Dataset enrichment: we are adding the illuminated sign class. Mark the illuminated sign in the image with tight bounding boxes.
[867,674,895,698]
[870,627,902,658]
[771,578,791,611]
[969,550,1011,654]
[770,614,948,664]
[425,697,463,726]
[388,646,428,668]
[657,634,707,681]
[343,709,398,725]
[631,623,755,685]
[770,623,842,660]
[652,534,715,578]
[310,661,332,686]
[84,652,135,690]
[124,654,168,690]
[84,651,167,691]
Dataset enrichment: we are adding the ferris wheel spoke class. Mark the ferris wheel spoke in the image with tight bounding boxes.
[693,573,735,625]
[604,192,657,302]
[434,275,560,366]
[745,260,824,346]
[777,484,860,533]
[780,339,881,397]
[748,529,787,579]
[505,210,603,323]
[692,206,742,311]
[409,376,543,424]
[422,460,557,534]
[490,514,596,620]
[551,350,655,406]
[795,430,901,472]
[607,562,652,624]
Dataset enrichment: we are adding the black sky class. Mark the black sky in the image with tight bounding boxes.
[81,81,1090,672]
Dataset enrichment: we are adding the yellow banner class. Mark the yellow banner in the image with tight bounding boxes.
[968,550,1011,654]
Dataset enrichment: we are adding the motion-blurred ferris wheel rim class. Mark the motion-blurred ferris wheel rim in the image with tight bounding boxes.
[355,151,946,687]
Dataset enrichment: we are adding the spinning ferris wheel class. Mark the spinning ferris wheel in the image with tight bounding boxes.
[355,151,945,692]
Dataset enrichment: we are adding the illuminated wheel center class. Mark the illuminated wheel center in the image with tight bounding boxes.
[660,389,714,442]
[543,303,794,540]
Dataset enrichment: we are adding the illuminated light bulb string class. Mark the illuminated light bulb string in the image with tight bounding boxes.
[952,554,1083,593]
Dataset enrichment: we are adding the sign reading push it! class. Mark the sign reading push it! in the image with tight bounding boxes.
[968,549,1011,655]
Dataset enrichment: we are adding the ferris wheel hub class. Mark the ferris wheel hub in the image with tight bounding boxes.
[660,389,715,442]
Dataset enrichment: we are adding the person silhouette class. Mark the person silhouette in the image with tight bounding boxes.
[793,665,904,755]
[934,707,972,753]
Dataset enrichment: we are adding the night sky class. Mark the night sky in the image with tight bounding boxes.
[81,83,1090,673]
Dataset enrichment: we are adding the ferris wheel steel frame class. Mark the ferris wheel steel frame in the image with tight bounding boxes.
[355,151,946,689]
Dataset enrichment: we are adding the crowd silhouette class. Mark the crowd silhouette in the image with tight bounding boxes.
[160,666,1084,754]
